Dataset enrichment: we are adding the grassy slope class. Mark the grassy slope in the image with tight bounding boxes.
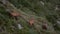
[0,0,60,34]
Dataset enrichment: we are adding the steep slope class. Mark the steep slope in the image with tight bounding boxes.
[0,0,60,34]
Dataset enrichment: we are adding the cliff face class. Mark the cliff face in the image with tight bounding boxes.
[0,0,60,34]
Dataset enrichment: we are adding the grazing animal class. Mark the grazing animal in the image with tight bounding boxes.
[42,21,48,30]
[29,17,35,26]
[10,11,20,17]
[7,9,20,20]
